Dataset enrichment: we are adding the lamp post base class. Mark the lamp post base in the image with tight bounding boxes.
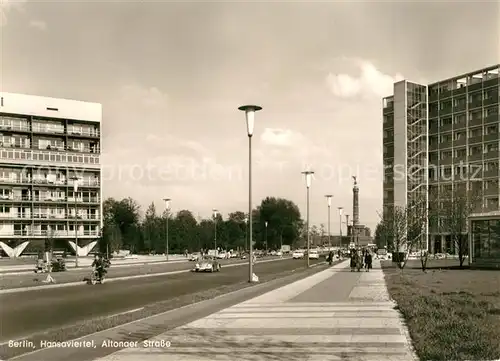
[43,274,56,284]
[249,273,259,283]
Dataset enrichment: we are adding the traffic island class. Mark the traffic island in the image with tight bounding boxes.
[382,260,500,361]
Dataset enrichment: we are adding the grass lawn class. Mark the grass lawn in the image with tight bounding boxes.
[382,259,500,361]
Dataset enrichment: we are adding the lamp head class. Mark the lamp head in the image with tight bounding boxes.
[338,207,343,215]
[302,170,315,188]
[238,105,262,137]
[212,209,218,217]
[325,194,333,206]
[265,221,268,227]
[163,198,171,210]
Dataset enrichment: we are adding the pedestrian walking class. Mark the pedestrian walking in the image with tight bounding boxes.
[364,250,372,272]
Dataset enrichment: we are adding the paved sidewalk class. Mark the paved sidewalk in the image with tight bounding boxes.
[94,260,417,361]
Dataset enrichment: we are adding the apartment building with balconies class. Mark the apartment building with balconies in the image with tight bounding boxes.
[0,92,102,256]
[382,64,500,255]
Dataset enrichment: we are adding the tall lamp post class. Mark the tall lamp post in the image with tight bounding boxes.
[163,198,171,261]
[265,221,268,253]
[325,195,333,249]
[244,216,248,252]
[213,209,218,256]
[239,104,262,283]
[338,207,343,249]
[302,170,314,268]
[70,176,80,268]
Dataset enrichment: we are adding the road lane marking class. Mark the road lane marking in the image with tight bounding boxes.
[106,307,145,319]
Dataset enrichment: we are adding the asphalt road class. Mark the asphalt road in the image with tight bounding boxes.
[0,258,320,341]
[0,257,278,290]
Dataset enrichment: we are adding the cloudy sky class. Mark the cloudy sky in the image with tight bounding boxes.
[1,0,499,232]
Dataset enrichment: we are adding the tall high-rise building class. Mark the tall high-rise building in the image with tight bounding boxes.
[0,92,102,257]
[382,64,499,254]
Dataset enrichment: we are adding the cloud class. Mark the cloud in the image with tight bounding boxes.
[260,128,304,147]
[29,19,46,30]
[0,0,26,26]
[326,59,404,99]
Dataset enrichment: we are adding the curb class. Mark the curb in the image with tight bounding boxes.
[0,258,289,295]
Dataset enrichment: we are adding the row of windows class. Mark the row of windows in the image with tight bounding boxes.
[0,148,100,165]
[432,106,498,127]
[430,142,499,160]
[431,88,499,109]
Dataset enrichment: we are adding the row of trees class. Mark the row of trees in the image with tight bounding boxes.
[374,188,481,270]
[98,196,305,255]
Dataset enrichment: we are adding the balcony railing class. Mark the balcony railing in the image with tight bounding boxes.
[32,214,100,220]
[35,145,100,154]
[0,196,31,201]
[0,148,100,165]
[0,123,100,138]
[0,177,100,186]
[31,125,65,134]
[1,230,100,237]
[0,123,30,132]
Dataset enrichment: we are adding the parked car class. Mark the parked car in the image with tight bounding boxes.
[292,250,304,259]
[189,253,200,261]
[192,256,221,272]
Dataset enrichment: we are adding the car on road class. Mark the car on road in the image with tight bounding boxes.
[192,256,221,272]
[308,250,320,259]
[292,250,304,259]
[189,253,200,261]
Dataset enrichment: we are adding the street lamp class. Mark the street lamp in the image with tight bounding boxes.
[302,170,314,268]
[325,195,333,249]
[338,207,343,249]
[239,104,262,283]
[163,198,171,261]
[244,216,248,252]
[213,208,218,256]
[265,221,268,253]
[70,176,80,268]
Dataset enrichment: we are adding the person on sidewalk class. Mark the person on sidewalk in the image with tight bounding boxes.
[350,249,358,272]
[364,250,372,272]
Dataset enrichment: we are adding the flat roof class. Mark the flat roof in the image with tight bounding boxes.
[427,64,499,87]
[0,92,102,123]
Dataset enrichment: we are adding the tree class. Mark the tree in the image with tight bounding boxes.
[256,197,302,250]
[173,210,198,252]
[374,221,389,250]
[101,220,122,255]
[319,223,326,245]
[103,197,141,252]
[142,202,162,253]
[438,188,481,268]
[403,195,427,270]
[385,205,407,268]
[226,211,247,250]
